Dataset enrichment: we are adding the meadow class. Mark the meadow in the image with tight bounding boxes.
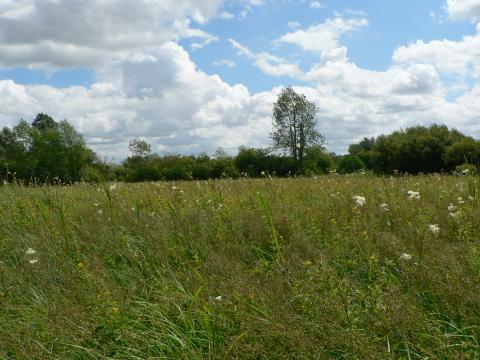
[0,174,479,359]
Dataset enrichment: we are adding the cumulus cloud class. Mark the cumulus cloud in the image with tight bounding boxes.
[446,0,480,21]
[393,25,480,78]
[277,16,368,62]
[0,0,223,68]
[1,1,480,158]
[0,42,274,157]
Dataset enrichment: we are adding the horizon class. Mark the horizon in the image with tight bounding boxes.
[1,0,480,158]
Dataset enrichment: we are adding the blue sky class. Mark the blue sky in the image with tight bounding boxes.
[1,0,480,158]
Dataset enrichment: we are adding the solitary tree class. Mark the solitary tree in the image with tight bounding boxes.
[128,138,152,158]
[272,87,324,166]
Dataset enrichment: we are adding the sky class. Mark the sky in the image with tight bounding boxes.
[1,0,480,160]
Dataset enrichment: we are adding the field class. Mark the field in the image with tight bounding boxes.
[1,175,480,359]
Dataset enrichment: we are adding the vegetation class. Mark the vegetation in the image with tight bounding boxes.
[0,114,95,183]
[349,125,480,174]
[2,91,480,185]
[272,86,324,166]
[1,175,480,358]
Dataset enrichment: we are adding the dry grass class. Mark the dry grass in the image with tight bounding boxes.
[0,174,479,359]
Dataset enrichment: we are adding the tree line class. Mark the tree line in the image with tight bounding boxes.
[1,88,479,184]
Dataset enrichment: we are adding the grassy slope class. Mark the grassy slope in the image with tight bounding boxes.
[0,175,479,359]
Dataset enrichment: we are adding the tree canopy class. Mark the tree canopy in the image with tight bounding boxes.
[272,87,324,167]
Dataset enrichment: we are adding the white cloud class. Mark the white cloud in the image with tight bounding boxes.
[0,42,274,157]
[229,39,303,77]
[310,1,323,9]
[277,17,368,62]
[1,2,480,159]
[287,21,301,29]
[446,0,480,21]
[393,25,480,77]
[213,59,236,67]
[0,0,223,68]
[219,11,235,19]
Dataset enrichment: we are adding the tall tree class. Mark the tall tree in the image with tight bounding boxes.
[32,113,58,132]
[271,87,324,166]
[128,138,152,158]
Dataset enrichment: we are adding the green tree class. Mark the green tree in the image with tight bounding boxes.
[272,87,324,167]
[129,138,152,158]
[32,113,57,132]
[444,138,480,170]
[337,155,365,173]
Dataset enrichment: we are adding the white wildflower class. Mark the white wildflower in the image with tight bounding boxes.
[379,203,389,211]
[97,209,104,214]
[25,248,36,255]
[428,224,440,235]
[458,197,465,204]
[462,168,470,175]
[29,259,39,264]
[449,211,461,219]
[399,253,412,261]
[407,191,421,200]
[469,196,475,201]
[214,295,222,301]
[109,184,117,191]
[352,195,366,207]
[447,203,457,212]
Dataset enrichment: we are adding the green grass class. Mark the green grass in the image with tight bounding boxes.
[1,175,480,359]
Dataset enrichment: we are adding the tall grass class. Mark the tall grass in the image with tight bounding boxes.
[0,174,479,358]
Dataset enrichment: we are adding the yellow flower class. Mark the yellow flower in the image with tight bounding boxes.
[77,262,85,270]
[304,260,312,267]
[111,307,120,314]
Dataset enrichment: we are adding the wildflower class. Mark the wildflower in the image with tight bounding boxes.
[428,224,440,235]
[352,195,366,207]
[29,259,39,264]
[77,262,85,269]
[458,197,465,204]
[97,209,103,214]
[399,253,412,261]
[447,203,457,212]
[94,203,99,207]
[111,307,120,314]
[462,168,470,175]
[261,171,266,176]
[449,211,461,219]
[304,260,312,267]
[171,186,178,190]
[469,196,475,201]
[407,191,421,200]
[379,203,389,211]
[214,295,222,302]
[25,248,36,255]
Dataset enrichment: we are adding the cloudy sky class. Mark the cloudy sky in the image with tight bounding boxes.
[1,0,480,159]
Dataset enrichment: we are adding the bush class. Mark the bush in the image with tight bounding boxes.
[337,155,365,173]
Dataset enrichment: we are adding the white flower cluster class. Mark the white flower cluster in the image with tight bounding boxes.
[352,195,366,207]
[25,247,39,264]
[428,224,440,235]
[407,191,421,200]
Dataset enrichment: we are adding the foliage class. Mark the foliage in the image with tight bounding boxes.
[272,87,324,165]
[337,154,365,173]
[128,138,152,158]
[348,125,480,174]
[0,115,95,183]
